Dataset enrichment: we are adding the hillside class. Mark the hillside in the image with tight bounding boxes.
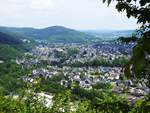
[0,31,31,60]
[0,31,22,45]
[0,26,97,43]
[0,44,23,60]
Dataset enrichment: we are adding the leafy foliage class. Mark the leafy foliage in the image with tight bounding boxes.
[103,0,150,26]
[125,31,150,87]
[103,0,150,87]
[118,35,138,43]
[0,61,31,94]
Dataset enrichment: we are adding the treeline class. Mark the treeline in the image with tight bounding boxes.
[69,57,129,67]
[0,84,149,113]
[0,61,31,94]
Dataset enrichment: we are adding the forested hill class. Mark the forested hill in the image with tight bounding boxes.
[0,31,23,45]
[0,26,97,43]
[0,31,31,61]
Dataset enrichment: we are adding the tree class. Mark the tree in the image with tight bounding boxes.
[102,0,150,87]
[102,0,150,27]
[50,90,73,113]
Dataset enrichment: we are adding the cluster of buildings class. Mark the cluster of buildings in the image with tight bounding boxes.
[16,41,149,103]
[16,40,134,68]
[21,66,121,86]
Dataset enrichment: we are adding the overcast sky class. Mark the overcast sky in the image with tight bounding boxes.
[0,0,138,30]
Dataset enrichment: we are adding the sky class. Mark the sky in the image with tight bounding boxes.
[0,0,138,30]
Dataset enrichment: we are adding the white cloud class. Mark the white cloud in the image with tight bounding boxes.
[30,0,54,11]
[0,0,137,30]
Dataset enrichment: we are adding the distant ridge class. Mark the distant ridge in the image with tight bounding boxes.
[0,26,97,43]
[83,30,135,40]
